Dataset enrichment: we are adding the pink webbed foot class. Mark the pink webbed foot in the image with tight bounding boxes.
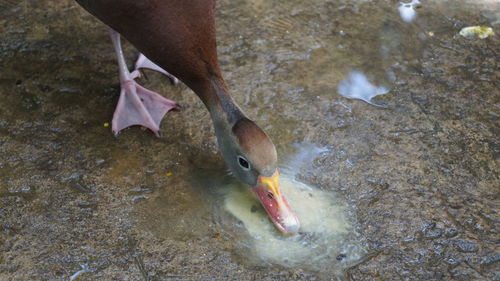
[108,28,179,137]
[112,75,179,137]
[135,54,179,85]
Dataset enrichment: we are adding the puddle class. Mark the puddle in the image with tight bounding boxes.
[135,144,365,276]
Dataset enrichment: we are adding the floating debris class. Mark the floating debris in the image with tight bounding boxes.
[337,72,389,107]
[459,26,494,39]
[166,172,173,177]
[398,0,421,23]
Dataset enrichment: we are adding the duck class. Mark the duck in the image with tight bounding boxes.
[75,0,300,234]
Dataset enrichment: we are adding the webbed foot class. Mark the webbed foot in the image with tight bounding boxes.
[108,28,179,137]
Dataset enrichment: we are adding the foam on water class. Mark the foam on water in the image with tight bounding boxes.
[221,145,365,275]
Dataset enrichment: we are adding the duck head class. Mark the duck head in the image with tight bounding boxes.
[215,116,300,234]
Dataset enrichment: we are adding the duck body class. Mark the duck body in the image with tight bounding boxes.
[76,0,300,234]
[77,0,221,102]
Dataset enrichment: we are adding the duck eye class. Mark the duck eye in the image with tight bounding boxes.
[237,156,250,170]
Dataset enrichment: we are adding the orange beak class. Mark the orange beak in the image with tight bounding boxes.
[252,171,300,234]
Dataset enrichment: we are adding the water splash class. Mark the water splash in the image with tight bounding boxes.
[337,71,389,107]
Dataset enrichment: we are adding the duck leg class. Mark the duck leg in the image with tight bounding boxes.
[108,28,179,137]
[135,54,179,85]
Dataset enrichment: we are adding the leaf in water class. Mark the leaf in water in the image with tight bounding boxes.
[459,26,494,39]
[337,72,389,107]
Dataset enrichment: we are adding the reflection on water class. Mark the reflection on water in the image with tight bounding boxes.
[337,71,389,107]
[398,0,421,23]
[69,264,91,281]
[281,143,328,174]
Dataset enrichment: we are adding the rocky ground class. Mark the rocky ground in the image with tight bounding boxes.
[0,0,498,280]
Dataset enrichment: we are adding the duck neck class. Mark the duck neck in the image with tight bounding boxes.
[199,77,245,130]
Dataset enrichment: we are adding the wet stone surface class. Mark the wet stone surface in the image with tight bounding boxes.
[0,0,499,280]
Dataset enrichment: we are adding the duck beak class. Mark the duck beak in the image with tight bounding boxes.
[251,171,300,234]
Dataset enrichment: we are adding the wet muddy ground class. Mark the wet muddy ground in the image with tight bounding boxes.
[1,0,499,280]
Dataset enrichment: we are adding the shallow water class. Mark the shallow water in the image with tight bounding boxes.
[1,0,499,280]
[136,144,366,277]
